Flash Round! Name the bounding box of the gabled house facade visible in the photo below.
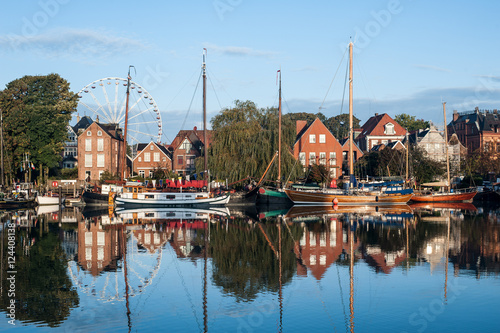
[407,125,466,174]
[448,108,500,153]
[62,115,93,169]
[168,126,211,176]
[339,138,364,176]
[77,122,125,182]
[355,113,406,152]
[293,118,343,179]
[133,141,172,178]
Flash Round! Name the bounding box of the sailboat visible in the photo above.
[254,70,292,205]
[410,103,477,203]
[284,42,413,205]
[116,51,230,206]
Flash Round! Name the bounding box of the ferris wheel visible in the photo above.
[77,77,163,146]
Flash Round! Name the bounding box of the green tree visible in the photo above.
[394,113,430,132]
[0,74,77,182]
[324,113,361,140]
[205,100,303,185]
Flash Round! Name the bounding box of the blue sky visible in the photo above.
[1,0,500,144]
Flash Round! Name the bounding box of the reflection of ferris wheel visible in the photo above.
[77,77,162,145]
[67,232,163,303]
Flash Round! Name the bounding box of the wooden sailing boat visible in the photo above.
[284,42,413,205]
[116,51,230,206]
[410,103,477,203]
[255,70,293,205]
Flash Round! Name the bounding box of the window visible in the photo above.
[319,152,326,165]
[181,139,192,151]
[97,154,105,167]
[85,139,92,151]
[97,130,102,136]
[87,131,91,136]
[309,134,316,143]
[150,145,154,151]
[385,123,395,135]
[154,152,160,162]
[299,152,306,165]
[372,140,378,148]
[144,153,150,162]
[97,138,104,151]
[98,170,104,179]
[138,170,145,177]
[319,134,326,143]
[309,152,316,165]
[138,157,142,162]
[178,156,183,165]
[330,152,337,165]
[85,154,92,167]
[382,140,388,145]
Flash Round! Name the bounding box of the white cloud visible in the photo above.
[203,43,276,58]
[0,28,149,63]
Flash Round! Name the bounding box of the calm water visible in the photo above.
[0,202,499,332]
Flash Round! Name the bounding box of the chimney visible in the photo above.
[96,115,99,123]
[77,114,81,122]
[453,110,459,121]
[296,120,307,136]
[494,109,497,114]
[375,113,379,117]
[193,126,197,132]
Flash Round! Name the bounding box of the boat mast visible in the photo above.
[0,107,4,187]
[203,49,208,180]
[443,102,451,190]
[348,42,354,188]
[278,69,282,186]
[121,65,134,181]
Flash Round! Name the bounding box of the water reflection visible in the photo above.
[0,202,498,331]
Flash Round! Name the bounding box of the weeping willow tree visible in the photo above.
[202,100,304,184]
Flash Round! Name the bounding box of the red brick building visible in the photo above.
[77,122,126,182]
[355,113,406,152]
[132,141,172,178]
[448,108,500,153]
[168,126,211,176]
[293,118,343,179]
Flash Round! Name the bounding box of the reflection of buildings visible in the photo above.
[166,222,207,259]
[77,221,124,276]
[133,225,169,254]
[296,219,354,280]
[363,247,407,274]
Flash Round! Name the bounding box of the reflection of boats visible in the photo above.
[115,206,230,220]
[285,204,413,226]
[36,204,59,215]
[283,43,412,205]
[409,202,477,211]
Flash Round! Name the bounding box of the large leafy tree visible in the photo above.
[0,74,77,182]
[394,113,430,132]
[204,100,304,184]
[324,113,361,140]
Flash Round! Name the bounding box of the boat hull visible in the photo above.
[410,191,476,203]
[82,191,111,206]
[116,193,230,206]
[36,196,62,205]
[284,189,413,205]
[256,187,293,205]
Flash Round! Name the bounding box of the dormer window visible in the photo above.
[384,123,395,135]
[181,139,192,151]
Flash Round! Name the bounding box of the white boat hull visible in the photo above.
[36,196,63,205]
[115,191,230,206]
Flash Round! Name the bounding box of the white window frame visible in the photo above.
[330,152,337,166]
[97,138,104,151]
[85,139,92,151]
[138,170,145,178]
[85,154,92,167]
[319,152,326,165]
[154,152,160,162]
[385,123,395,135]
[309,152,316,165]
[144,152,150,162]
[97,154,105,168]
[319,134,326,143]
[309,134,316,143]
